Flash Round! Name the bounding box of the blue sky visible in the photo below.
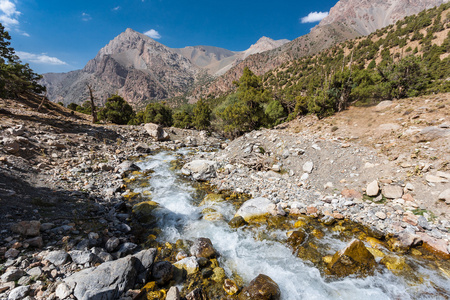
[1,0,338,74]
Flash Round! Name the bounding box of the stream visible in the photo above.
[129,150,450,299]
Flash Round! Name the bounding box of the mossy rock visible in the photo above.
[287,230,307,248]
[199,193,225,206]
[228,216,247,228]
[327,239,376,277]
[212,267,226,283]
[132,201,159,223]
[380,255,411,274]
[223,279,239,295]
[367,247,385,258]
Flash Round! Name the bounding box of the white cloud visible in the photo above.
[16,51,68,65]
[144,29,161,39]
[300,11,329,23]
[112,6,120,11]
[0,0,21,29]
[81,12,91,21]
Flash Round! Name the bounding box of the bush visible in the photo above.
[98,94,134,125]
[143,102,173,126]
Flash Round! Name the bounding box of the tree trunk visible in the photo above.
[87,84,97,123]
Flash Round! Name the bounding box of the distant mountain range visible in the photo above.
[41,31,288,108]
[41,0,447,108]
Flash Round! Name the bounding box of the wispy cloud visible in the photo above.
[300,11,329,23]
[16,51,68,65]
[0,0,28,35]
[144,29,161,39]
[112,6,120,11]
[81,12,91,21]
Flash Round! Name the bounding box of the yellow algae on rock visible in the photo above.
[367,247,385,258]
[199,193,224,206]
[380,255,411,273]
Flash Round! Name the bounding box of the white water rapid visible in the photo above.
[134,151,449,300]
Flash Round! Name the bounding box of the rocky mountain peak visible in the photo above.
[318,0,448,35]
[243,36,290,59]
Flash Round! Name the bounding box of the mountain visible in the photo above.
[42,32,288,108]
[193,0,448,99]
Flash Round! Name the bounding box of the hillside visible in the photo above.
[191,0,448,100]
[260,2,450,116]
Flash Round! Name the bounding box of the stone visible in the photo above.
[320,215,336,226]
[303,161,314,174]
[417,216,431,230]
[5,248,19,259]
[211,267,226,283]
[426,174,448,183]
[300,173,309,181]
[375,100,393,111]
[3,138,20,154]
[366,180,379,197]
[10,221,40,237]
[190,238,217,258]
[388,232,422,252]
[380,255,411,273]
[1,268,25,282]
[416,233,449,255]
[186,288,207,300]
[181,160,217,181]
[7,285,29,300]
[382,185,403,199]
[239,274,281,300]
[26,267,42,278]
[63,250,155,300]
[55,282,73,299]
[287,230,307,248]
[199,193,224,206]
[271,164,281,172]
[151,261,174,285]
[235,197,273,222]
[166,286,180,300]
[69,250,95,265]
[132,249,158,284]
[144,123,169,141]
[223,279,239,296]
[173,257,199,275]
[45,250,70,266]
[328,239,376,277]
[341,189,362,200]
[375,212,387,220]
[105,237,120,252]
[132,201,159,223]
[116,161,140,174]
[439,189,450,204]
[411,126,450,142]
[228,216,247,228]
[24,237,43,248]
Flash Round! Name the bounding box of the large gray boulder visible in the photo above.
[235,197,273,222]
[144,123,169,141]
[63,249,156,300]
[181,160,217,181]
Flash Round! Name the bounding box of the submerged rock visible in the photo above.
[328,239,376,277]
[239,274,281,300]
[228,216,247,228]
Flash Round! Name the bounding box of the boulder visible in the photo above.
[328,239,376,277]
[63,249,156,300]
[3,138,20,154]
[55,282,73,299]
[144,123,169,141]
[374,100,393,111]
[382,185,403,199]
[228,216,247,228]
[287,230,307,248]
[388,232,422,252]
[10,221,40,237]
[116,161,140,174]
[411,126,450,143]
[235,197,273,222]
[181,160,217,181]
[1,268,25,282]
[366,180,379,197]
[438,189,450,204]
[190,238,217,258]
[105,237,120,252]
[239,274,281,300]
[69,250,95,265]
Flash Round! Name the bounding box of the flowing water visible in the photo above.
[131,150,450,299]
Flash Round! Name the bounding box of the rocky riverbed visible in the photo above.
[0,95,449,299]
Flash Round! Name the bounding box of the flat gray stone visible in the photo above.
[438,189,450,204]
[8,285,29,300]
[382,185,403,199]
[235,197,273,222]
[45,250,70,266]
